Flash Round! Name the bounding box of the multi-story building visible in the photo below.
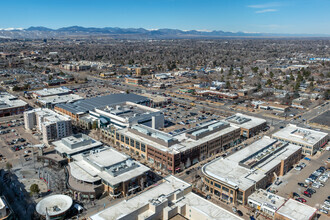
[54,93,150,122]
[114,120,241,173]
[53,133,103,160]
[31,87,72,98]
[36,94,83,109]
[225,113,267,138]
[24,108,72,144]
[125,77,143,85]
[272,124,329,155]
[90,175,243,220]
[0,92,28,117]
[66,147,150,199]
[91,101,164,129]
[202,137,301,205]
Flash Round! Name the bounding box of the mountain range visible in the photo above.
[0,26,329,39]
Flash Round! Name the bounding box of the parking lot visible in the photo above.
[273,150,330,219]
[0,115,41,169]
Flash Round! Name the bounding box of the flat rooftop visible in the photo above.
[202,137,301,191]
[118,121,239,154]
[272,124,329,146]
[53,134,103,156]
[33,87,71,97]
[0,92,27,110]
[37,94,83,105]
[225,113,266,130]
[55,93,150,115]
[96,101,159,119]
[28,108,71,123]
[69,148,149,185]
[248,189,286,212]
[90,176,242,220]
[276,199,317,220]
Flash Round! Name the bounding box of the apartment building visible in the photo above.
[272,124,329,155]
[24,108,72,144]
[202,137,301,205]
[114,120,241,173]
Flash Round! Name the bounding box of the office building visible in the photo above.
[66,147,150,199]
[114,120,241,173]
[90,175,243,220]
[272,124,329,155]
[202,137,301,205]
[0,92,28,117]
[225,113,267,138]
[53,133,103,160]
[24,108,72,144]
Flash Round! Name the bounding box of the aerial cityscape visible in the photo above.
[0,0,329,220]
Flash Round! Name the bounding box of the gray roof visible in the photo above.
[55,93,150,114]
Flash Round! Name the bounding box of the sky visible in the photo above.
[0,0,329,35]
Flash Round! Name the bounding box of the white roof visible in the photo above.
[202,137,301,191]
[225,113,266,130]
[36,194,72,217]
[0,92,27,110]
[69,148,149,185]
[272,124,329,146]
[276,199,317,220]
[248,189,286,211]
[37,94,83,105]
[91,175,242,220]
[33,87,71,97]
[53,138,102,156]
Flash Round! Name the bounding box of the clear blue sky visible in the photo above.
[1,0,329,34]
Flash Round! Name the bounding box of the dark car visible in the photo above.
[307,188,316,194]
[237,210,243,216]
[303,191,311,198]
[298,182,307,188]
[293,192,300,197]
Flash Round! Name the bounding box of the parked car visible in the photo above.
[303,191,312,197]
[312,183,320,189]
[293,192,300,197]
[298,182,308,188]
[321,205,330,211]
[297,198,307,203]
[325,200,330,206]
[300,162,306,168]
[319,209,328,214]
[306,188,316,194]
[319,176,328,183]
[294,166,302,171]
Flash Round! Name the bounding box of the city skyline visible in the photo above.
[0,0,330,35]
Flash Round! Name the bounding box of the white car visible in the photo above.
[294,166,302,171]
[321,205,330,211]
[300,163,307,168]
[325,201,330,206]
[313,171,322,176]
[319,209,328,214]
[319,176,328,183]
[312,183,320,188]
[305,178,314,184]
[314,181,325,187]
